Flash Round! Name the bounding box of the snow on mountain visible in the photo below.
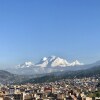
[35,57,48,67]
[35,56,83,68]
[10,56,85,75]
[35,56,56,67]
[16,56,83,69]
[16,61,34,68]
[42,57,48,61]
[50,57,69,67]
[70,60,84,66]
[48,56,56,62]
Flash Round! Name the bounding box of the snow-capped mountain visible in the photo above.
[16,61,34,68]
[6,56,100,75]
[10,56,85,75]
[35,57,48,67]
[69,60,84,66]
[17,56,83,68]
[50,57,69,67]
[35,56,83,67]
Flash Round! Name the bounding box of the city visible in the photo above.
[0,76,100,100]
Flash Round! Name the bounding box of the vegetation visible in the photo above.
[22,65,100,84]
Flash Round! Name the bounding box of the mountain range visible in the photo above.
[1,55,100,84]
[16,56,83,68]
[7,56,84,75]
[6,56,100,75]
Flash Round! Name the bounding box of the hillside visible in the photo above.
[23,65,100,84]
[1,65,100,84]
[0,70,33,84]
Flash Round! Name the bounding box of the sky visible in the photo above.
[0,0,100,68]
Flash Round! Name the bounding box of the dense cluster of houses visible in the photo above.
[0,77,100,100]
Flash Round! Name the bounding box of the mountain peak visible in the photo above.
[70,60,84,66]
[24,61,33,66]
[42,57,48,61]
[50,57,69,67]
[48,56,56,62]
[16,61,34,68]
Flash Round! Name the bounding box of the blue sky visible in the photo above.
[0,0,100,68]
